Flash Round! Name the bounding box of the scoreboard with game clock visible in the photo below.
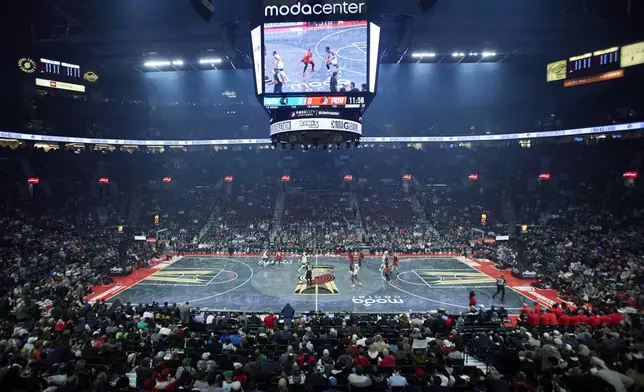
[18,56,100,94]
[251,0,379,147]
[546,41,644,87]
[263,94,367,109]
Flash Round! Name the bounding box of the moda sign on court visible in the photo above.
[263,0,368,22]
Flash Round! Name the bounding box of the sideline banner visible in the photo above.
[1,121,642,147]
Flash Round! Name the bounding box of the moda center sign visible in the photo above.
[263,0,368,22]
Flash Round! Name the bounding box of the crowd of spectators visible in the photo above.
[0,137,643,390]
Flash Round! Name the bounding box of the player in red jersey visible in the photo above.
[358,250,364,267]
[392,253,399,276]
[301,49,316,77]
[349,252,354,267]
[274,251,282,266]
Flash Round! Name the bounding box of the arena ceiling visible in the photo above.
[14,0,644,69]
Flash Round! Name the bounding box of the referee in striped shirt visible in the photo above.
[492,274,506,301]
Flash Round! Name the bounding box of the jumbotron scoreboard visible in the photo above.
[546,41,644,87]
[252,0,379,147]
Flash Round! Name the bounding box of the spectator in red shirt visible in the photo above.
[520,303,531,315]
[527,311,540,326]
[379,348,396,367]
[296,348,316,370]
[599,312,612,325]
[551,304,563,318]
[568,313,580,326]
[588,313,601,326]
[264,312,277,329]
[576,312,589,325]
[539,310,550,326]
[353,352,370,368]
[609,310,623,325]
[558,312,570,326]
[547,310,558,325]
[533,302,542,315]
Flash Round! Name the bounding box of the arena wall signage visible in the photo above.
[269,118,363,136]
[83,71,99,83]
[263,0,368,22]
[0,121,642,147]
[18,57,36,73]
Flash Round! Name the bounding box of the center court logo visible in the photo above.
[265,2,366,17]
[352,295,403,307]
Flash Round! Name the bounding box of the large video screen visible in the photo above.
[263,21,368,94]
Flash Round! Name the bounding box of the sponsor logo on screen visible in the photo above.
[299,120,320,129]
[36,78,86,93]
[621,41,644,68]
[546,60,567,82]
[318,110,341,117]
[270,121,292,134]
[18,57,36,73]
[83,71,99,83]
[330,120,360,132]
[265,1,366,17]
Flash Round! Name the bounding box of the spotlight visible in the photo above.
[199,58,223,64]
[451,52,459,57]
[482,52,496,57]
[171,60,184,66]
[143,60,171,67]
[411,52,436,58]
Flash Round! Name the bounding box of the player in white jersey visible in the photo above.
[260,250,270,266]
[325,46,341,75]
[298,253,310,272]
[273,51,285,70]
[272,51,289,84]
[349,261,362,288]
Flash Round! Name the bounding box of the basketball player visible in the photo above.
[273,50,285,72]
[260,250,270,267]
[298,253,310,272]
[350,260,362,288]
[273,250,282,266]
[348,252,355,267]
[325,46,340,75]
[392,253,399,276]
[305,261,313,286]
[358,250,364,267]
[301,48,316,77]
[380,260,391,282]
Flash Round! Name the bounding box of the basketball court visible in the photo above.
[105,256,537,314]
[264,22,367,93]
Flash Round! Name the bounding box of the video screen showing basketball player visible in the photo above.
[263,21,367,93]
